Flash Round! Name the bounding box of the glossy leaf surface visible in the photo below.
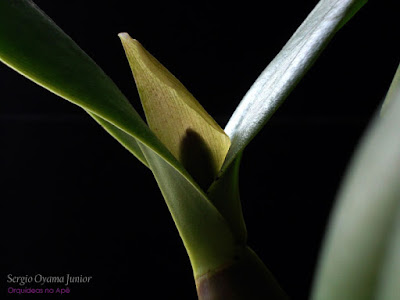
[223,0,367,172]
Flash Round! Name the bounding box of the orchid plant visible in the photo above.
[2,0,400,299]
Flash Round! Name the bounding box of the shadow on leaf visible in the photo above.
[180,128,215,191]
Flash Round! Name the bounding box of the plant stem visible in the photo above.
[196,246,288,300]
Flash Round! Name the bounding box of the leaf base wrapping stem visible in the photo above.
[196,246,288,300]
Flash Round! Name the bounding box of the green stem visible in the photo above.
[196,246,288,300]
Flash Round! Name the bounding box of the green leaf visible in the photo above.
[117,35,248,250]
[119,33,231,190]
[139,143,239,278]
[0,0,178,175]
[207,153,247,245]
[222,0,367,173]
[206,0,367,256]
[0,0,240,279]
[381,65,400,115]
[375,208,400,300]
[118,34,245,276]
[311,63,400,300]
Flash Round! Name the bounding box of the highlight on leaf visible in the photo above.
[118,33,230,190]
[2,0,383,299]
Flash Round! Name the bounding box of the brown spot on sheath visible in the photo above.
[196,247,289,300]
[180,128,215,191]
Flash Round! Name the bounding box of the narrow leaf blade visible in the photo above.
[0,0,183,176]
[223,0,367,172]
[0,0,241,279]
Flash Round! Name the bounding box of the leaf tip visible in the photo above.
[118,32,131,41]
[118,32,142,48]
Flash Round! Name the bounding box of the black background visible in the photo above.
[1,0,399,299]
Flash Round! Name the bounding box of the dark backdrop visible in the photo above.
[1,0,399,299]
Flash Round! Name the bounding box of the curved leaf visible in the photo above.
[311,63,400,300]
[222,0,367,173]
[0,0,242,278]
[0,0,181,178]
